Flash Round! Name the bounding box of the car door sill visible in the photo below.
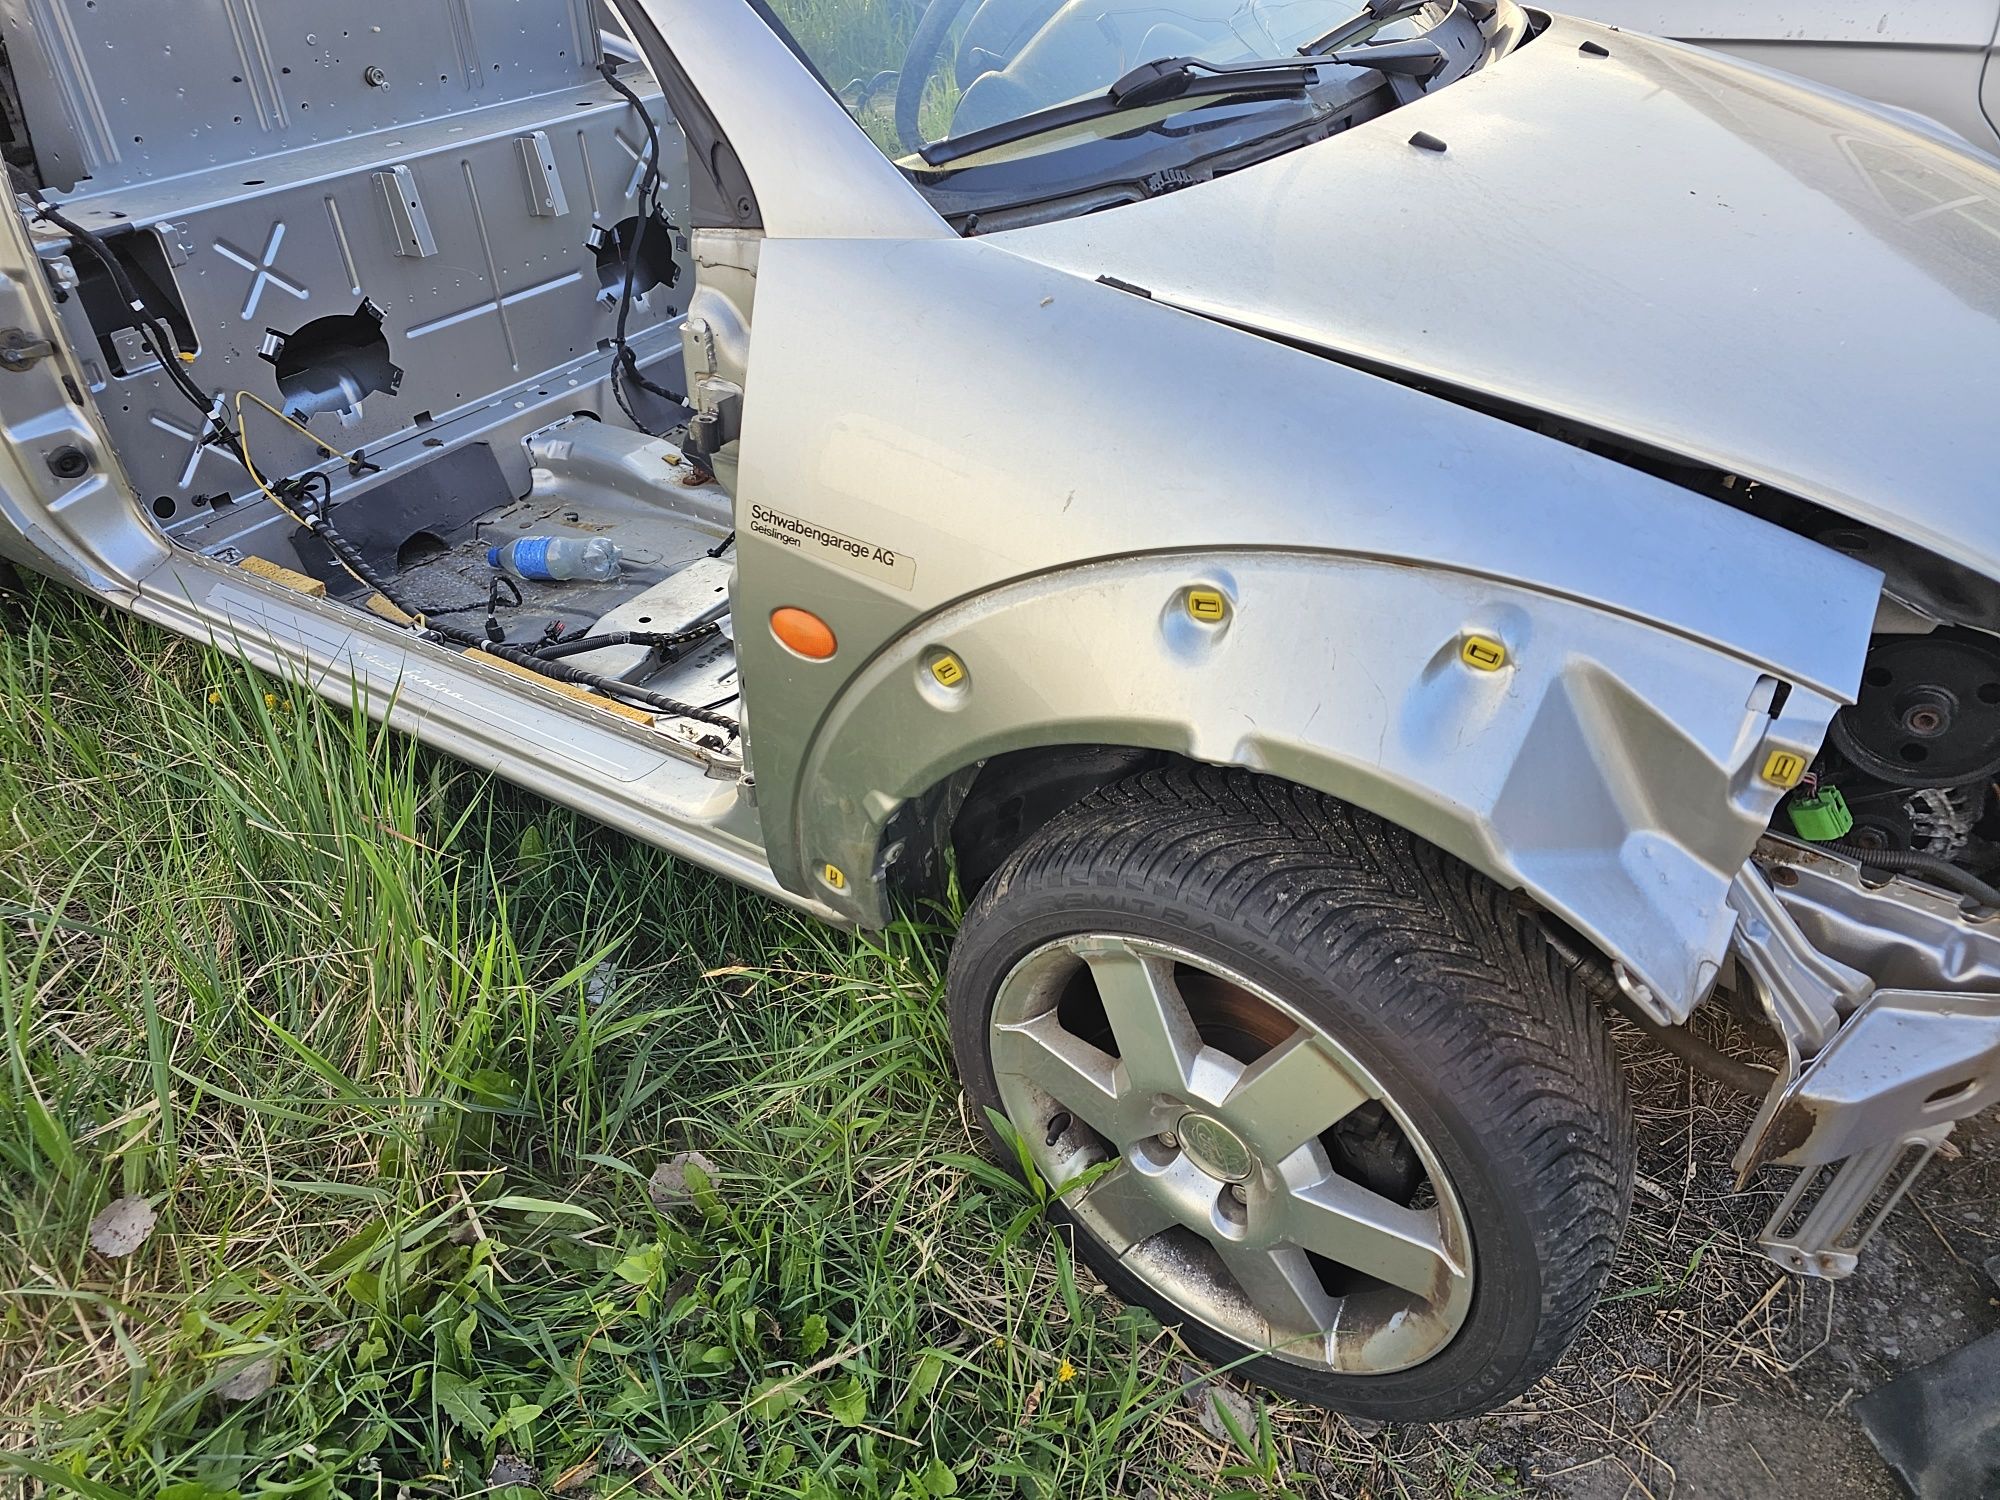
[128,551,839,923]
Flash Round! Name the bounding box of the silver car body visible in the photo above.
[0,0,1994,1276]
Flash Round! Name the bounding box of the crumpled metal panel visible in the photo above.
[792,550,1847,1019]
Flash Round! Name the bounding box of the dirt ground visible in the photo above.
[1515,1017,2000,1500]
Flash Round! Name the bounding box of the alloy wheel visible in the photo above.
[989,934,1475,1373]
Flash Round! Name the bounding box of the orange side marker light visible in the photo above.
[771,607,837,660]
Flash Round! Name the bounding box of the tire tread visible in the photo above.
[955,765,1632,1416]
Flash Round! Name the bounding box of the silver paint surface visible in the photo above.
[994,18,2000,586]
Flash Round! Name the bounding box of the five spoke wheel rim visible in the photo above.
[989,934,1475,1374]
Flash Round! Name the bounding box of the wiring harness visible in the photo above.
[275,471,740,737]
[596,58,688,436]
[9,166,739,739]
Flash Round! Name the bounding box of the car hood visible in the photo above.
[992,15,2000,586]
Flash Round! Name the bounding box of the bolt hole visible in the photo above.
[1900,743,1930,763]
[1925,1077,1979,1107]
[1981,683,2000,705]
[150,495,177,520]
[1864,666,1893,688]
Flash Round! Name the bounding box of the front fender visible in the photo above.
[795,550,1855,1019]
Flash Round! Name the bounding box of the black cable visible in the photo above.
[1824,841,2000,911]
[287,482,738,736]
[596,59,686,432]
[8,165,248,463]
[418,571,524,643]
[530,621,720,661]
[1539,918,1777,1097]
[10,169,731,738]
[423,574,524,620]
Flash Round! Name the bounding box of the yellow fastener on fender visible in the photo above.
[1187,589,1227,623]
[930,653,967,688]
[1460,635,1507,671]
[1761,750,1807,789]
[822,863,847,890]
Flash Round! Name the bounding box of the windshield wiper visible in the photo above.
[1299,0,1432,57]
[918,57,1315,168]
[918,43,1446,169]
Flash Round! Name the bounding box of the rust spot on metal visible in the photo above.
[1766,1098,1817,1162]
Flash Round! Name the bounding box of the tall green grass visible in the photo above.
[1,583,1407,1498]
[0,564,1960,1497]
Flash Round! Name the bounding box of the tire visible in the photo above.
[946,765,1631,1421]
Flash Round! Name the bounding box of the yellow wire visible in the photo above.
[234,389,368,465]
[229,391,380,599]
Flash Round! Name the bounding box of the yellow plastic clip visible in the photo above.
[930,653,967,688]
[1460,635,1508,672]
[1761,750,1807,789]
[821,863,847,891]
[1186,589,1227,624]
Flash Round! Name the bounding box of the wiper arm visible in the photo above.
[1104,54,1317,109]
[919,44,1445,168]
[1299,0,1431,56]
[919,56,1318,168]
[1107,41,1448,105]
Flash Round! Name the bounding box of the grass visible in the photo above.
[0,581,1403,1499]
[6,579,1991,1500]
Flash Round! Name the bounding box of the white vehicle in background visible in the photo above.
[1580,1,2000,154]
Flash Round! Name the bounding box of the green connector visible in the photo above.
[1787,786,1853,843]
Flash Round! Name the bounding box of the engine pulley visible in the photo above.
[1831,631,2000,790]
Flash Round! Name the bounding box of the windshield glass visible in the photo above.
[757,0,1441,164]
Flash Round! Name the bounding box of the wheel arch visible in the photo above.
[787,549,1854,1021]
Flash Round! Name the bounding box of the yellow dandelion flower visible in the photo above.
[992,1335,1008,1349]
[1056,1358,1076,1383]
[207,690,223,705]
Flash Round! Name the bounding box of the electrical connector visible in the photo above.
[1787,786,1854,843]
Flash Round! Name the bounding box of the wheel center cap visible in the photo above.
[1177,1111,1254,1182]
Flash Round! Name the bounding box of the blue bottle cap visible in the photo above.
[487,545,502,567]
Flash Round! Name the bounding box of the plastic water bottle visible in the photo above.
[487,536,622,582]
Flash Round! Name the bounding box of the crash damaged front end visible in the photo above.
[1724,843,2000,1277]
[982,11,2000,1283]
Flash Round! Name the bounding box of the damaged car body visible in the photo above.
[0,0,1997,1418]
